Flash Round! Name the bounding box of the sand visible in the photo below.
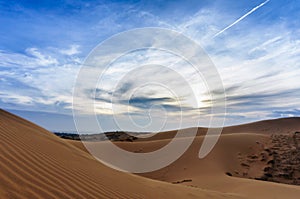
[0,109,244,198]
[1,109,300,198]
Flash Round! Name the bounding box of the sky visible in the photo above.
[1,0,300,133]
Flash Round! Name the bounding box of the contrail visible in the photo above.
[214,0,270,37]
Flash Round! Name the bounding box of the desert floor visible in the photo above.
[1,109,300,198]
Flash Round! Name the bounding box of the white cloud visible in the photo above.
[60,45,80,56]
[0,93,33,105]
[26,48,58,66]
[0,46,82,113]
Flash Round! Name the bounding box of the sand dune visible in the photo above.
[1,109,300,198]
[77,133,300,199]
[71,118,300,199]
[139,134,300,198]
[135,117,300,142]
[0,109,245,199]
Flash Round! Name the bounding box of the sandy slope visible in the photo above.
[73,118,300,199]
[138,134,300,199]
[76,134,300,199]
[0,109,246,199]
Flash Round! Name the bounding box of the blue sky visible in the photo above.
[1,0,300,133]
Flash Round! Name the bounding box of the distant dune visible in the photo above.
[134,117,300,142]
[1,109,300,198]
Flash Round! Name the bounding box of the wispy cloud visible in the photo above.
[60,45,80,56]
[214,0,270,37]
[0,46,81,114]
